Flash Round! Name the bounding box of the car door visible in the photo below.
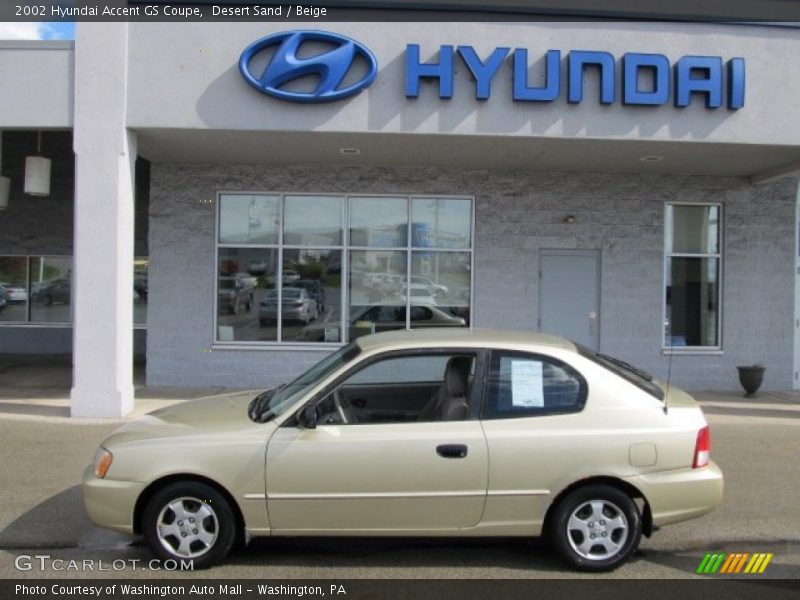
[479,349,590,530]
[265,350,489,533]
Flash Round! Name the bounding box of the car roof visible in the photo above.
[354,328,577,353]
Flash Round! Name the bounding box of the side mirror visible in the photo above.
[298,404,317,429]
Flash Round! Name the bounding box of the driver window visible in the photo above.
[314,353,475,425]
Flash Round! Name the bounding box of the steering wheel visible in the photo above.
[332,389,350,424]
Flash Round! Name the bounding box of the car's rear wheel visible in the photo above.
[550,484,641,571]
[142,481,236,569]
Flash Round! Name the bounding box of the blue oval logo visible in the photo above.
[239,30,378,104]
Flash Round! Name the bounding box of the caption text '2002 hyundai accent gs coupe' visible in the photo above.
[84,329,722,571]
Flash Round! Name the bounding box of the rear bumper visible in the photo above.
[625,461,724,527]
[83,465,146,534]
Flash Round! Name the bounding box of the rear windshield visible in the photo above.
[577,345,664,401]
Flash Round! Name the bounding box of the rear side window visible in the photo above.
[483,351,587,419]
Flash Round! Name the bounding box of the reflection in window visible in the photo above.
[349,196,407,247]
[0,256,28,323]
[282,249,341,342]
[219,194,280,245]
[347,250,406,341]
[410,251,471,327]
[216,194,472,345]
[411,197,472,249]
[218,248,278,342]
[134,258,148,327]
[664,204,721,348]
[29,257,73,324]
[283,195,343,246]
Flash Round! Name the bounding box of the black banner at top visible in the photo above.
[4,0,800,22]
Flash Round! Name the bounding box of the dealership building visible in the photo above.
[0,17,799,417]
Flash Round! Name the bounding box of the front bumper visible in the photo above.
[83,465,146,534]
[625,461,724,527]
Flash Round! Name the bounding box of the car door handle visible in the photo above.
[436,444,468,459]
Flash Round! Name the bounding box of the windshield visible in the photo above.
[576,345,664,401]
[248,343,361,422]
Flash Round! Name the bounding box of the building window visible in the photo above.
[664,203,721,349]
[134,257,149,327]
[0,255,147,327]
[215,194,473,345]
[0,255,73,325]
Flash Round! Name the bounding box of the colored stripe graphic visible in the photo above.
[699,553,726,573]
[733,553,749,573]
[698,552,773,574]
[719,553,736,573]
[745,553,774,574]
[696,553,713,573]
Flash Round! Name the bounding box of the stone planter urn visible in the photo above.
[736,364,766,398]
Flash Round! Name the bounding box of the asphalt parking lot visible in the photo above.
[0,392,798,580]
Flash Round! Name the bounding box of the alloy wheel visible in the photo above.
[155,496,219,559]
[566,499,629,561]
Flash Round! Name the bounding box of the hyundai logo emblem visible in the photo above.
[239,30,379,103]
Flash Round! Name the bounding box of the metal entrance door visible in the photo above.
[538,249,600,350]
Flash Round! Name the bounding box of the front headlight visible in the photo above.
[93,447,113,479]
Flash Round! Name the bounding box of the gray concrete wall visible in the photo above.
[0,328,146,356]
[0,42,73,128]
[126,22,800,146]
[148,164,796,390]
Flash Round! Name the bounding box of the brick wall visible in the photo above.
[148,164,797,390]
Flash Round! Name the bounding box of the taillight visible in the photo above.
[693,426,711,468]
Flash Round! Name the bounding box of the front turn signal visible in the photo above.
[94,448,113,478]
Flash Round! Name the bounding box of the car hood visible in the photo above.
[103,391,272,446]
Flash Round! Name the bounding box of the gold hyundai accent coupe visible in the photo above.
[84,329,723,571]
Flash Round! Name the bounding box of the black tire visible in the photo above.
[549,484,641,572]
[42,295,52,307]
[142,481,237,569]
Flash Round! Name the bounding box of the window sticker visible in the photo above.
[511,360,544,408]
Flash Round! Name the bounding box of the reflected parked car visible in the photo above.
[404,276,449,297]
[265,270,303,287]
[402,283,437,306]
[33,278,71,306]
[234,272,258,291]
[293,279,326,312]
[84,329,722,571]
[247,260,270,275]
[259,288,319,326]
[0,282,28,303]
[282,270,301,285]
[296,303,465,342]
[218,277,254,315]
[0,286,6,312]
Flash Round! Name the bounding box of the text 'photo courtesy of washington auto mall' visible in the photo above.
[0,0,799,596]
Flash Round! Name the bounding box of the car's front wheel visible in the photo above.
[550,484,641,571]
[142,481,236,569]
